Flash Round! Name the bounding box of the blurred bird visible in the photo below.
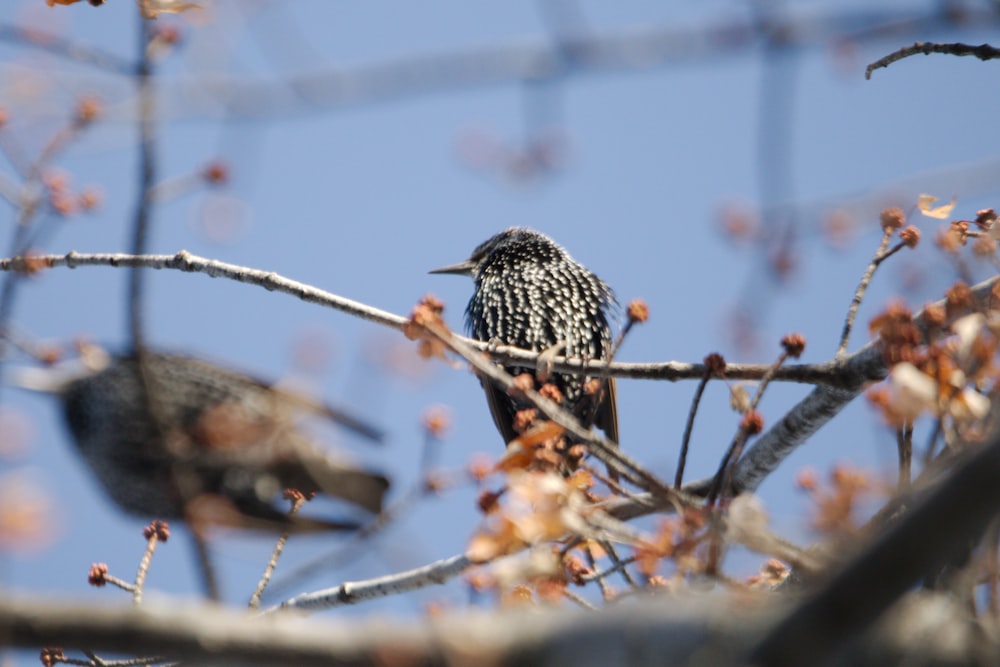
[430,227,619,447]
[14,348,389,532]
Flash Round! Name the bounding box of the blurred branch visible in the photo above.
[749,424,1000,666]
[4,6,996,121]
[0,250,885,388]
[0,589,992,666]
[160,6,996,119]
[127,18,156,350]
[0,23,136,75]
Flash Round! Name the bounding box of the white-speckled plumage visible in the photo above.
[434,228,620,445]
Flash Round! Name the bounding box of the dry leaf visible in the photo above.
[917,194,957,220]
[729,383,752,412]
[138,0,202,19]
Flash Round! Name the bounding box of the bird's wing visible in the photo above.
[269,385,384,443]
[596,377,619,445]
[482,377,520,446]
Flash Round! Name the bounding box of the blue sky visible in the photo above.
[2,0,1000,644]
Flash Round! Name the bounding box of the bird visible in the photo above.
[430,227,619,451]
[15,349,389,532]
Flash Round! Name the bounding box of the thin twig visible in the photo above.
[0,105,99,397]
[561,588,598,610]
[599,540,638,589]
[837,227,893,357]
[272,553,473,613]
[707,346,793,503]
[134,522,168,607]
[588,465,658,508]
[580,555,638,585]
[99,572,137,596]
[0,23,136,74]
[583,544,612,601]
[676,373,710,488]
[866,41,1000,80]
[82,650,108,667]
[81,653,166,667]
[265,465,469,601]
[248,494,306,611]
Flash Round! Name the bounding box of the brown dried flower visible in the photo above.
[780,333,806,358]
[627,299,649,323]
[899,226,921,249]
[741,410,764,435]
[704,352,727,377]
[143,520,170,542]
[422,406,451,438]
[880,207,905,232]
[87,562,108,586]
[975,208,997,229]
[945,281,973,318]
[40,648,66,667]
[74,95,102,125]
[973,235,997,257]
[203,160,230,185]
[922,303,946,328]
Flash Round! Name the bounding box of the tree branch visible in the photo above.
[0,589,991,666]
[0,250,887,387]
[867,41,1000,79]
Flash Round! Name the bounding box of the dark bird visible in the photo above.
[430,227,619,448]
[16,349,389,532]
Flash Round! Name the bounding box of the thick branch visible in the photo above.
[0,590,991,666]
[750,424,1000,666]
[690,274,1000,497]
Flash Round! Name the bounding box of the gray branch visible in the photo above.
[0,589,992,666]
[0,250,859,386]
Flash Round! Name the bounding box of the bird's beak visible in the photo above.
[428,260,476,276]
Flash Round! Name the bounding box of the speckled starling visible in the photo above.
[20,350,389,532]
[430,227,619,446]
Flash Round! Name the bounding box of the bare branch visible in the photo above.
[867,41,1000,79]
[273,553,472,614]
[837,227,894,357]
[749,426,1000,666]
[0,23,136,75]
[0,250,878,388]
[694,274,1000,497]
